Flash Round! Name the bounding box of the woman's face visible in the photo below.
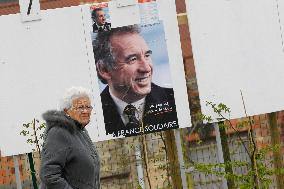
[66,96,92,127]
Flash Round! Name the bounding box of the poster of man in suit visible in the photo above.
[90,3,111,33]
[92,1,179,137]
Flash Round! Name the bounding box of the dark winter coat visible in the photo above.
[39,110,100,189]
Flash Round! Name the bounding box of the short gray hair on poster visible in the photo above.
[93,24,141,84]
[59,86,92,111]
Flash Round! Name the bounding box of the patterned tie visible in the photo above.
[98,26,103,32]
[123,104,140,130]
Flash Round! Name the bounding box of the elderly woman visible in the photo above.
[40,87,100,189]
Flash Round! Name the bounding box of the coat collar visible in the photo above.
[42,110,78,134]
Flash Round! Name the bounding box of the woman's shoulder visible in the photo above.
[47,126,73,138]
[43,127,73,148]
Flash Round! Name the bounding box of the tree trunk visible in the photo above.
[268,112,284,189]
[219,123,236,189]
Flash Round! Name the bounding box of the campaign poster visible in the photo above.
[91,1,179,137]
[90,2,111,40]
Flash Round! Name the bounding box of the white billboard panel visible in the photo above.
[0,6,103,156]
[186,0,284,119]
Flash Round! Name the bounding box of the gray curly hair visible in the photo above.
[59,86,92,111]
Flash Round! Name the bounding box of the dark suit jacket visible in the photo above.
[93,22,111,33]
[100,83,179,137]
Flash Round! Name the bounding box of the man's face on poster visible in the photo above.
[107,33,153,103]
[95,10,106,26]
